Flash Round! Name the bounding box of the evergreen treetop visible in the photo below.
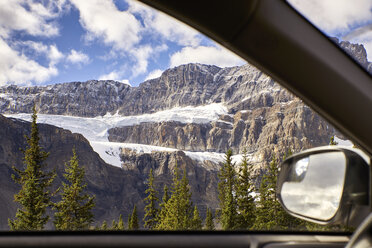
[111,220,118,230]
[156,165,193,230]
[218,149,237,230]
[191,206,203,230]
[117,214,125,230]
[53,148,95,230]
[101,220,108,230]
[9,106,55,230]
[128,205,139,230]
[253,154,302,230]
[235,149,256,230]
[143,169,159,230]
[204,208,214,230]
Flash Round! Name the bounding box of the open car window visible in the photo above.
[0,0,369,234]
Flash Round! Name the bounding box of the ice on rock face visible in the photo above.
[5,103,229,168]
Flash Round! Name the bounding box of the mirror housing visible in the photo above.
[277,146,370,227]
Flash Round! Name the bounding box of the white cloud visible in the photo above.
[145,69,163,81]
[288,0,372,35]
[0,38,58,86]
[67,49,90,65]
[0,0,68,38]
[98,71,131,86]
[70,0,142,51]
[48,45,64,65]
[170,46,245,68]
[15,41,64,65]
[128,0,201,47]
[130,44,167,77]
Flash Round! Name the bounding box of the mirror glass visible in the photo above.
[280,151,346,220]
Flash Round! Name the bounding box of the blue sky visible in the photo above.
[0,0,371,87]
[0,0,244,87]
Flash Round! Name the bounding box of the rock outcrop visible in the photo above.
[109,98,341,165]
[0,80,131,117]
[0,115,219,229]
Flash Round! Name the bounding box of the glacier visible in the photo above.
[4,103,237,169]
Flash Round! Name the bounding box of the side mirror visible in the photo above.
[277,146,370,226]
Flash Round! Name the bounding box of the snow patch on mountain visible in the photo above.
[90,141,246,171]
[5,103,227,142]
[5,103,228,168]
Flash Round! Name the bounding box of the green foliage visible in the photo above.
[235,149,256,230]
[128,205,139,230]
[204,208,214,230]
[111,220,118,230]
[8,106,55,230]
[156,165,193,230]
[156,185,169,228]
[53,148,95,230]
[143,169,159,230]
[218,149,237,230]
[101,220,108,230]
[191,206,203,230]
[329,136,338,145]
[117,214,125,230]
[253,154,302,230]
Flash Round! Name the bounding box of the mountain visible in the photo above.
[0,115,218,229]
[0,80,130,117]
[0,39,367,229]
[0,62,339,165]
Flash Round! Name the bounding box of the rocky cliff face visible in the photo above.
[0,64,289,117]
[332,37,372,73]
[0,115,219,229]
[0,80,131,117]
[119,149,219,212]
[108,98,340,165]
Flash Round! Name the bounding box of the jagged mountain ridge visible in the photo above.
[1,39,368,166]
[0,63,289,117]
[0,38,368,118]
[0,80,131,117]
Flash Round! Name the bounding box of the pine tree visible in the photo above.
[218,149,237,230]
[253,154,301,230]
[191,206,203,230]
[101,220,108,230]
[204,208,214,230]
[117,214,125,230]
[329,136,338,145]
[179,168,193,229]
[235,149,256,230]
[127,214,131,229]
[8,106,55,230]
[143,169,159,230]
[156,185,169,229]
[156,166,193,230]
[53,148,95,230]
[128,205,139,230]
[111,220,118,230]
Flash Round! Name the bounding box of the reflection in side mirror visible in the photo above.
[277,146,370,226]
[281,152,346,221]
